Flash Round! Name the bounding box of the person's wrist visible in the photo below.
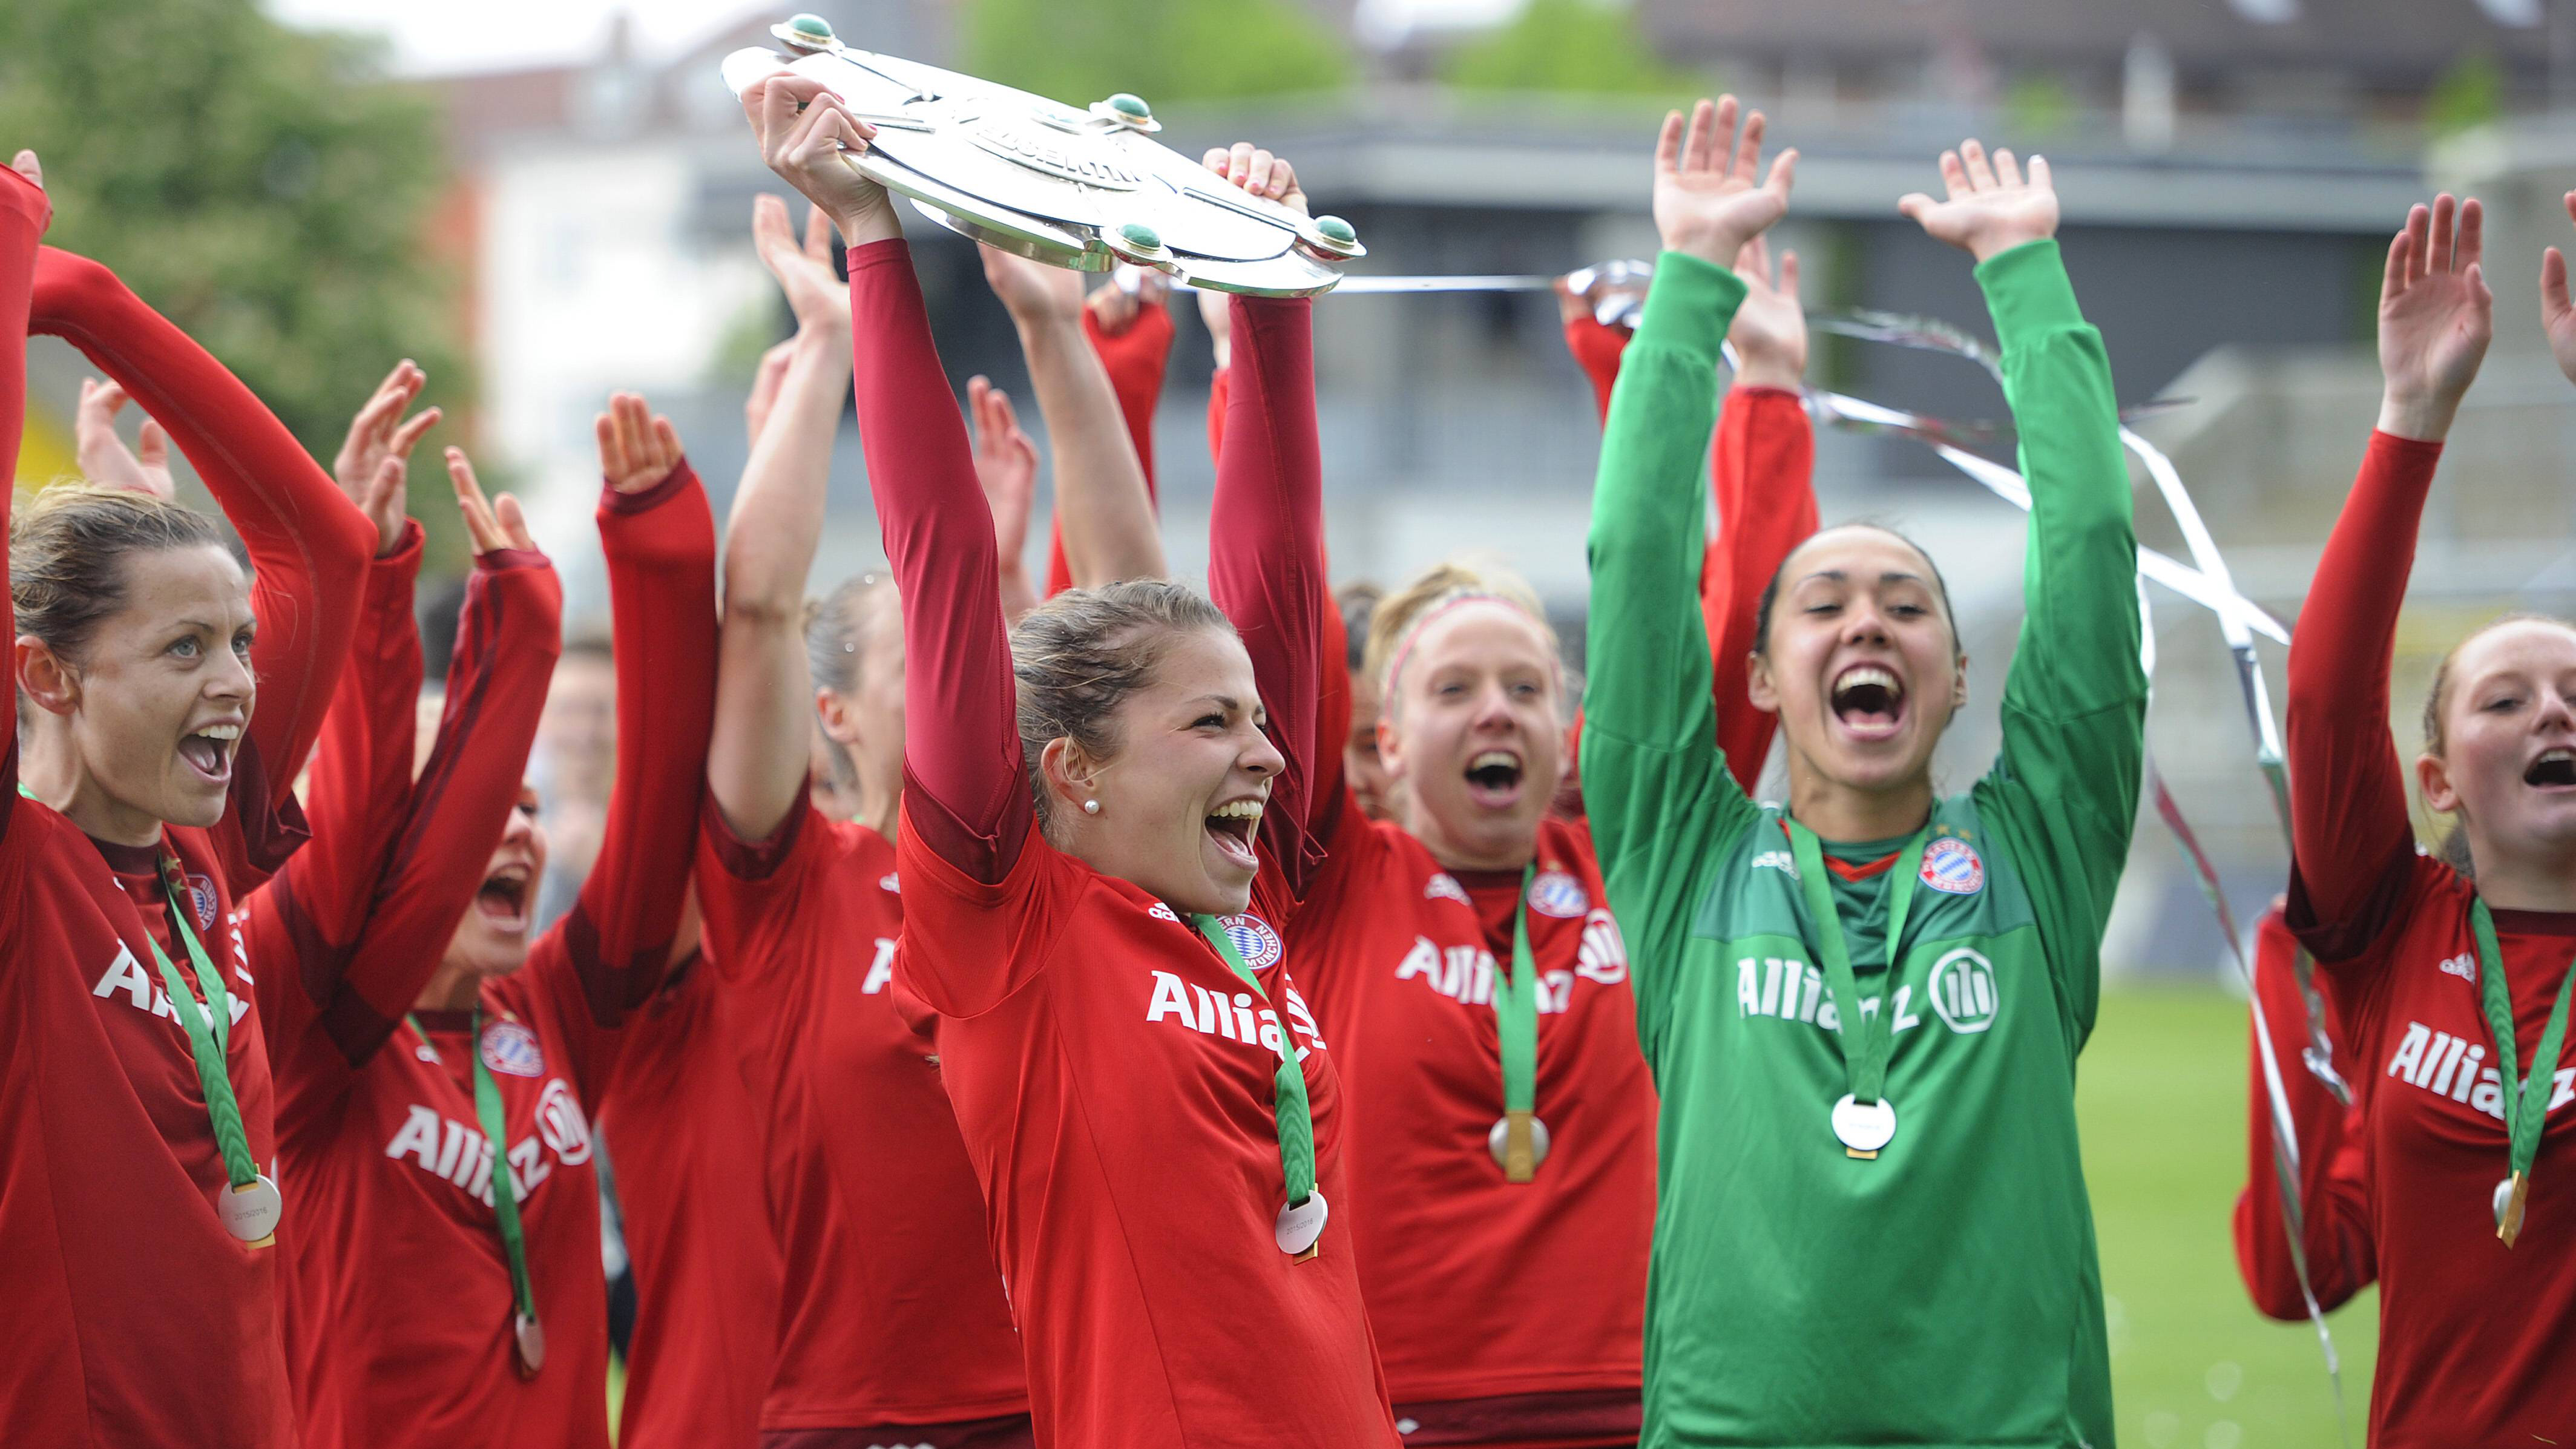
[1662,228,1743,271]
[2376,389,2459,443]
[1968,228,2051,265]
[1733,355,1803,392]
[832,192,903,249]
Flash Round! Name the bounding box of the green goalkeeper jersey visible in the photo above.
[1581,242,2146,1449]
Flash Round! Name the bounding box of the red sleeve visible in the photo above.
[1205,295,1329,896]
[2284,431,2447,962]
[249,547,563,1075]
[26,245,378,886]
[269,523,427,951]
[694,791,823,993]
[848,240,1031,883]
[2232,906,2375,1318]
[0,171,52,848]
[1703,386,1816,793]
[1043,303,1174,597]
[1205,364,1230,468]
[1565,315,1631,422]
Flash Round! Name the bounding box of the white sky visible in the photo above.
[262,0,772,75]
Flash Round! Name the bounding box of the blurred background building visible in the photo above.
[12,0,2572,979]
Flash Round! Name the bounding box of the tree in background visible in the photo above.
[0,0,462,499]
[1442,0,1692,97]
[966,0,1352,107]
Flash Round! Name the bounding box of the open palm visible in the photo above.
[1653,97,1795,268]
[2377,194,2491,437]
[2540,190,2576,387]
[1899,140,2057,262]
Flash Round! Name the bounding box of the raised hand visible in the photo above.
[596,392,685,495]
[333,360,441,556]
[744,338,798,448]
[2541,191,2576,389]
[2376,194,2491,443]
[970,375,1039,620]
[754,192,850,335]
[9,149,39,190]
[1729,235,1806,391]
[1898,140,2057,262]
[444,445,537,557]
[741,72,901,247]
[1653,97,1796,269]
[74,378,176,501]
[1088,266,1171,336]
[1202,142,1307,217]
[981,242,1085,329]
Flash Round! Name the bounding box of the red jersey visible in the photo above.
[2,210,378,1449]
[602,943,781,1449]
[849,236,1397,1448]
[2286,429,2576,1446]
[686,797,1030,1436]
[2230,904,2372,1320]
[254,467,717,1449]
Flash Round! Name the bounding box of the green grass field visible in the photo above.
[2082,985,2374,1449]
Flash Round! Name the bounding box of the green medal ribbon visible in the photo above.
[2468,899,2576,1246]
[145,858,264,1201]
[411,1008,544,1371]
[1491,863,1543,1183]
[1785,818,1929,1157]
[1191,915,1318,1211]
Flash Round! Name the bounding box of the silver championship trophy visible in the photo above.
[721,15,1365,297]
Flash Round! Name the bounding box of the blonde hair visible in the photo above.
[1363,559,1561,717]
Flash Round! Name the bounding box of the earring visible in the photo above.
[1082,798,1100,815]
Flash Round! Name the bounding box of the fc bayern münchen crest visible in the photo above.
[1526,869,1589,919]
[1919,837,1984,896]
[187,874,220,930]
[480,1020,547,1077]
[720,15,1364,297]
[1217,912,1284,970]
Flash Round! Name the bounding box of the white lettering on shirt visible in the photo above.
[1142,969,1324,1059]
[2386,1017,2576,1120]
[860,936,897,994]
[383,1085,586,1206]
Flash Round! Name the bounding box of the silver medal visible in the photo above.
[218,1172,284,1244]
[2496,1176,2517,1228]
[1487,1114,1552,1171]
[720,16,1363,297]
[1273,1191,1329,1257]
[513,1312,546,1378]
[1830,1094,1898,1155]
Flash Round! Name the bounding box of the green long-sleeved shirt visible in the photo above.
[1582,242,2146,1449]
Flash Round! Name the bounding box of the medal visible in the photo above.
[513,1312,547,1378]
[2467,901,2576,1247]
[1786,820,1930,1161]
[1273,1191,1329,1259]
[1191,916,1326,1259]
[1488,863,1549,1183]
[219,1174,285,1246]
[137,847,283,1247]
[1831,1095,1899,1157]
[1488,1112,1552,1175]
[720,16,1362,297]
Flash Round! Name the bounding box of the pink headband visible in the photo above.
[1381,590,1557,700]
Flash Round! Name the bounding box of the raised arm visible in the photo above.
[981,244,1166,585]
[1197,143,1329,887]
[251,462,559,1076]
[2285,196,2488,952]
[27,245,378,869]
[1043,280,1175,594]
[556,396,720,1020]
[708,195,853,844]
[0,156,52,844]
[1582,100,1783,876]
[746,72,1031,881]
[1705,237,1818,793]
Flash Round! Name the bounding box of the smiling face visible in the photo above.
[1749,525,1966,799]
[1045,625,1283,917]
[439,780,549,980]
[2418,618,2576,868]
[1380,600,1563,870]
[18,542,257,838]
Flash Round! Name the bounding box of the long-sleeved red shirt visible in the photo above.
[1,211,379,1448]
[852,237,1398,1449]
[2285,428,2576,1446]
[251,467,714,1449]
[2230,902,2373,1321]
